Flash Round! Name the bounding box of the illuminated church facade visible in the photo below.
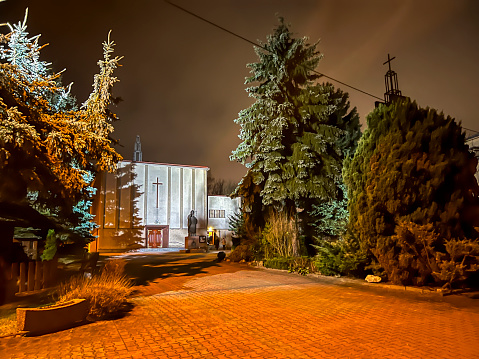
[89,136,240,252]
[90,160,209,251]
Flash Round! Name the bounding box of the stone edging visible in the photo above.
[16,298,89,336]
[251,263,449,297]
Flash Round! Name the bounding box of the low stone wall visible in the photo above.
[17,298,89,336]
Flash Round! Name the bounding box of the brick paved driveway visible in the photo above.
[1,252,478,358]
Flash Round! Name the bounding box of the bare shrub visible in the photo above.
[261,211,299,258]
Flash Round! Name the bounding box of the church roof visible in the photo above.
[122,159,209,170]
[466,133,479,141]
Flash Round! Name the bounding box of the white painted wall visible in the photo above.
[207,196,241,248]
[93,161,209,251]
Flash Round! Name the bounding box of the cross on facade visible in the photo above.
[152,177,163,208]
[383,53,396,72]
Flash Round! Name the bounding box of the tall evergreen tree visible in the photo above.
[0,12,123,255]
[344,98,479,287]
[309,84,361,240]
[230,19,360,252]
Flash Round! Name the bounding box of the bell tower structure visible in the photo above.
[133,135,142,162]
[383,53,402,104]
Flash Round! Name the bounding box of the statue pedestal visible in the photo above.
[185,236,200,250]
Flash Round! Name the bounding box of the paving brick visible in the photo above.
[1,252,478,358]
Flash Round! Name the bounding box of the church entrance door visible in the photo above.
[148,229,162,248]
[145,226,169,248]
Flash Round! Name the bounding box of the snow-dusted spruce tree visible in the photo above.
[0,11,122,257]
[230,18,360,254]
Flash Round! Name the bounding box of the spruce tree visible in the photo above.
[344,98,479,287]
[309,84,361,239]
[0,12,123,254]
[231,19,359,250]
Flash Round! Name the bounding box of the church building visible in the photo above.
[90,136,209,252]
[89,136,241,252]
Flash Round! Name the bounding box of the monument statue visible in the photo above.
[187,210,197,236]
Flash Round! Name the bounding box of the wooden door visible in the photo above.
[148,229,162,248]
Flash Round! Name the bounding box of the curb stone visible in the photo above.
[252,264,449,297]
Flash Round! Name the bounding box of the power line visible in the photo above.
[164,0,383,101]
[165,1,479,134]
[313,71,383,101]
[164,0,260,49]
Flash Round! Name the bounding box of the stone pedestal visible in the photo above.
[185,236,200,249]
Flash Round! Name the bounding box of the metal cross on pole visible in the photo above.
[383,53,396,72]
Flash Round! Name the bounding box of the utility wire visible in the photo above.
[164,0,383,101]
[165,0,260,49]
[313,72,383,101]
[165,1,479,133]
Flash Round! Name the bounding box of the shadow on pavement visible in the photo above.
[108,252,254,297]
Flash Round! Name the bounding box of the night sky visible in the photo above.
[1,0,478,183]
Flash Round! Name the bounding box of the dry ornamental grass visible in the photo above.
[56,258,133,320]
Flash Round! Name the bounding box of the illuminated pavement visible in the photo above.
[1,252,478,358]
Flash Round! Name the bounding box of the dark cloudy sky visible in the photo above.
[1,0,478,183]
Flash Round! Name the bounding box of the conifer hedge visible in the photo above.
[344,99,479,287]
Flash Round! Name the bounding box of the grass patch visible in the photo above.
[0,297,55,337]
[0,311,17,337]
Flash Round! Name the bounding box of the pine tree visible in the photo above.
[230,19,358,250]
[0,11,123,255]
[344,98,479,286]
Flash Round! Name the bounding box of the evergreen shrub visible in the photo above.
[41,229,57,261]
[344,99,479,287]
[263,257,291,270]
[312,234,368,277]
[263,256,315,275]
[288,256,315,275]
